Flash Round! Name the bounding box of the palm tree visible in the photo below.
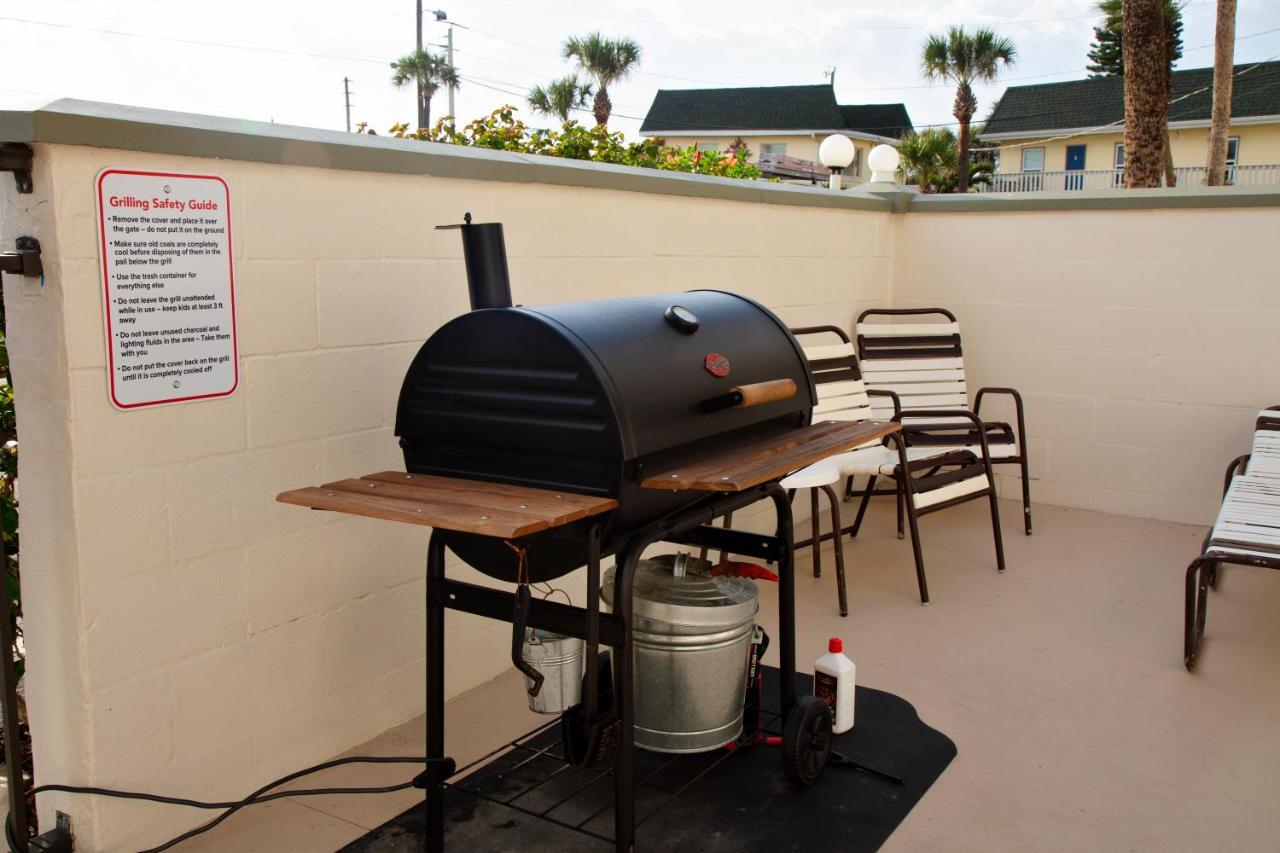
[897,128,993,193]
[1205,0,1237,185]
[528,75,594,123]
[922,27,1016,192]
[562,33,642,127]
[1089,0,1185,185]
[391,48,459,130]
[1121,0,1168,187]
[897,129,959,193]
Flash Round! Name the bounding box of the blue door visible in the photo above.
[1065,145,1087,190]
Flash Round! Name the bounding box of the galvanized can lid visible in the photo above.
[602,554,758,628]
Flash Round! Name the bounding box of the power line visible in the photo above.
[464,0,1215,33]
[6,7,1280,137]
[0,14,394,64]
[5,11,1278,98]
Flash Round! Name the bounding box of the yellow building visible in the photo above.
[640,84,912,184]
[983,61,1280,191]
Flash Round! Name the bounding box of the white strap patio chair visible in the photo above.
[854,308,1033,536]
[1184,407,1280,670]
[785,326,1006,611]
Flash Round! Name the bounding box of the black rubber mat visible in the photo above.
[342,668,956,853]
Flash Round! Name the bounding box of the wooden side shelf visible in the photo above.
[277,471,617,538]
[641,420,901,492]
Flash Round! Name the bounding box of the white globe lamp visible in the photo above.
[818,134,856,190]
[868,143,902,185]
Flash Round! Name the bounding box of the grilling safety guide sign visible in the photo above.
[96,169,238,409]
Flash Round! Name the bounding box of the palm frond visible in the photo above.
[528,75,593,121]
[922,34,951,80]
[389,48,460,91]
[920,26,1015,85]
[563,32,642,88]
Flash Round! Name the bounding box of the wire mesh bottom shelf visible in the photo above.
[443,710,784,845]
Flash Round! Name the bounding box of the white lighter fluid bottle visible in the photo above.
[814,637,856,733]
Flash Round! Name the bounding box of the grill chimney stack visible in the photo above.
[437,212,513,311]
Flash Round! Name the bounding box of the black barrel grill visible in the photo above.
[395,219,816,581]
[278,216,899,852]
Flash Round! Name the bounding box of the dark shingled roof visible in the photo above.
[640,84,913,138]
[985,60,1280,136]
[839,104,914,139]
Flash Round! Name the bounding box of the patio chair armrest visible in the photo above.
[974,387,1027,449]
[974,387,1022,416]
[1224,454,1251,497]
[898,409,995,465]
[855,307,958,324]
[866,388,901,420]
[790,324,851,343]
[898,448,978,475]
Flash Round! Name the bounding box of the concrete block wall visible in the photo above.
[5,142,893,850]
[894,207,1280,524]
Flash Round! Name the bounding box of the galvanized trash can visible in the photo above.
[603,554,759,753]
[521,629,584,714]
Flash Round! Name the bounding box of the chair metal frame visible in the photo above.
[791,325,1006,606]
[1184,407,1280,671]
[854,307,1033,536]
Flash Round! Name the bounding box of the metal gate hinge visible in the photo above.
[0,143,33,193]
[0,236,42,278]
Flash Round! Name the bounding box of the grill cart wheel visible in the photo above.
[782,695,833,786]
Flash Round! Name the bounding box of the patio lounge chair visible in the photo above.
[1183,407,1280,670]
[788,326,1006,611]
[854,308,1033,536]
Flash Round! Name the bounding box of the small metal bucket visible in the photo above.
[521,629,584,714]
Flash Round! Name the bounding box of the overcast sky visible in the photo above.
[4,0,1279,140]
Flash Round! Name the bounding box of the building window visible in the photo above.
[851,147,862,178]
[1020,147,1045,190]
[695,141,719,152]
[1226,136,1240,183]
[760,143,786,156]
[1113,142,1125,187]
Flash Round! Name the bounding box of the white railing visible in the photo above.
[977,163,1280,193]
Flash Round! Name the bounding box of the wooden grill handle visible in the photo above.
[702,378,797,413]
[732,378,797,408]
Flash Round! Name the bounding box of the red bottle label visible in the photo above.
[814,671,837,710]
[704,353,731,377]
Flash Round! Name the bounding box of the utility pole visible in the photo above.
[432,9,460,126]
[415,0,426,129]
[444,24,455,121]
[343,77,353,132]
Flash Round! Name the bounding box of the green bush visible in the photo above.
[363,106,763,180]
[0,297,19,683]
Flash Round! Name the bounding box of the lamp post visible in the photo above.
[818,134,855,191]
[867,144,902,186]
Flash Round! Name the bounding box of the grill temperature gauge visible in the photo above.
[664,304,700,334]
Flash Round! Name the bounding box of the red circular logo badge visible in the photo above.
[704,353,731,377]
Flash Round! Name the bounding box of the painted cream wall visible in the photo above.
[996,122,1280,173]
[4,142,894,851]
[8,120,1280,851]
[894,205,1280,524]
[658,133,877,182]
